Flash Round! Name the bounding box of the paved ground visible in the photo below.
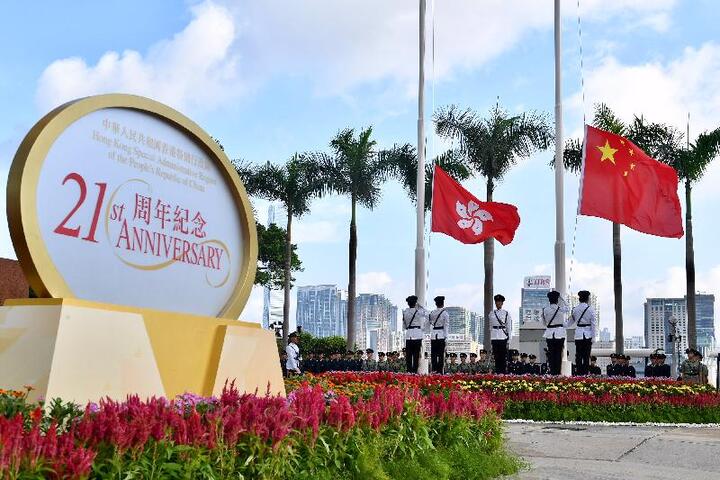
[505,422,720,479]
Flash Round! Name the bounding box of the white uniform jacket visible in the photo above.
[541,304,569,339]
[428,308,450,340]
[565,303,597,341]
[403,306,428,340]
[490,309,512,341]
[286,343,301,373]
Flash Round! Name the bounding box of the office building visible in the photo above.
[519,275,551,325]
[469,311,484,344]
[645,297,689,366]
[624,335,645,350]
[296,285,345,338]
[599,327,612,343]
[696,293,716,353]
[446,306,471,338]
[355,293,397,350]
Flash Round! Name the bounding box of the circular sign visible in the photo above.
[7,94,257,318]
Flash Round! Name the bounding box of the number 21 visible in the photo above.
[53,172,107,243]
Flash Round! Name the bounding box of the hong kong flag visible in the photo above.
[431,165,520,245]
[580,125,683,238]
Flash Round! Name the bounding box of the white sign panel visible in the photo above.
[523,275,552,289]
[10,96,255,318]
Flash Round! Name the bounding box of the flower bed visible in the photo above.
[286,373,720,424]
[0,384,520,479]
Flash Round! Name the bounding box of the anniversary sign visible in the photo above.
[7,94,257,318]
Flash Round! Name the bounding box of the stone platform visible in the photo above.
[506,422,720,479]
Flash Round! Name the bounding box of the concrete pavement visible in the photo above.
[505,422,720,479]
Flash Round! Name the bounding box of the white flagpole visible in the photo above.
[554,0,570,376]
[415,0,427,307]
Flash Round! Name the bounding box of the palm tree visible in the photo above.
[324,127,393,350]
[388,147,473,211]
[644,124,720,348]
[562,104,682,354]
[434,105,552,347]
[236,154,325,347]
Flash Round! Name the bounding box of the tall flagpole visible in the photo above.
[554,0,570,375]
[415,0,427,307]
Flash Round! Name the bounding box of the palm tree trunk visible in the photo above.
[347,195,357,350]
[685,180,697,348]
[483,179,494,349]
[613,222,624,355]
[282,210,293,348]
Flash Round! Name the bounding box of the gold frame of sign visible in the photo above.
[2,95,284,404]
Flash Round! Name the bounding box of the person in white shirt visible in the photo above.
[428,295,450,374]
[490,294,512,374]
[285,332,302,376]
[564,290,597,376]
[542,290,569,375]
[403,295,428,374]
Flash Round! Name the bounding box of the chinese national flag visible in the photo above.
[431,165,520,245]
[580,125,683,238]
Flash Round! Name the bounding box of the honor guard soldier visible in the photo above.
[520,352,528,370]
[469,352,479,374]
[565,290,597,376]
[363,349,377,371]
[490,294,512,374]
[477,349,493,374]
[458,353,472,373]
[680,348,708,384]
[656,353,671,378]
[588,356,602,375]
[525,354,542,375]
[507,350,523,375]
[619,355,636,377]
[645,353,659,378]
[285,332,302,376]
[403,295,428,374]
[429,295,450,373]
[541,291,569,375]
[446,353,459,374]
[377,352,388,371]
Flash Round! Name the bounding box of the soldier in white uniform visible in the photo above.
[490,294,512,374]
[541,290,569,375]
[564,290,597,375]
[285,331,302,376]
[428,295,450,374]
[402,295,428,374]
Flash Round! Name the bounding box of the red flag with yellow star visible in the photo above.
[579,125,683,238]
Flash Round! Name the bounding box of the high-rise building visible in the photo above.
[696,293,715,353]
[445,306,471,338]
[599,327,612,343]
[469,311,484,344]
[354,293,397,350]
[519,275,552,325]
[624,335,645,350]
[644,297,689,366]
[296,285,344,338]
[569,291,601,340]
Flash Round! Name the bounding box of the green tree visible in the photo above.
[388,146,473,210]
[236,154,326,346]
[435,105,552,346]
[324,127,392,350]
[639,122,720,348]
[255,222,302,290]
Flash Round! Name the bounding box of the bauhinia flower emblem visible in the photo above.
[456,200,493,235]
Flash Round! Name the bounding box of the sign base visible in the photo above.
[0,298,284,405]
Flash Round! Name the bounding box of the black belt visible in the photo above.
[433,327,444,330]
[547,324,563,329]
[492,326,506,329]
[577,324,591,327]
[407,326,421,329]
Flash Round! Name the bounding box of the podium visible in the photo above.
[0,298,284,404]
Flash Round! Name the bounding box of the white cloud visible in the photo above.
[35,0,679,111]
[36,1,242,112]
[568,42,720,199]
[357,271,393,294]
[293,220,343,244]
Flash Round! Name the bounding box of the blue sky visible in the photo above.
[1,0,719,339]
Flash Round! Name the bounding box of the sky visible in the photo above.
[1,0,719,339]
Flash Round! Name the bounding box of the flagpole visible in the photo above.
[415,0,427,307]
[554,0,570,375]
